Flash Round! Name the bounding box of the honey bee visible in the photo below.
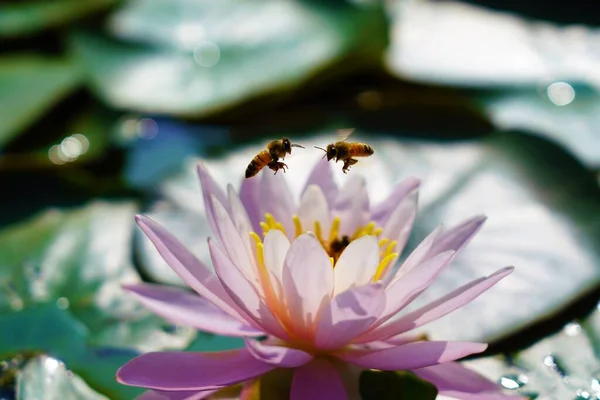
[315,129,374,174]
[245,137,305,178]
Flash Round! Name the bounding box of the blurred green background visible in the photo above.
[2,0,600,399]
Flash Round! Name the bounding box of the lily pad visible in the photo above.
[16,355,109,400]
[385,0,600,87]
[144,132,600,345]
[480,88,600,169]
[0,0,118,37]
[0,202,195,362]
[70,0,387,116]
[0,56,81,149]
[360,370,438,400]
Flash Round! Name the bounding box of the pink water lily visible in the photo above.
[118,158,522,400]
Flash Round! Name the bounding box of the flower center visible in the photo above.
[256,213,398,281]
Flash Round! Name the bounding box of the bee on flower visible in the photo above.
[117,157,522,400]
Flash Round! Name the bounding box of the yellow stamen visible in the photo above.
[249,232,262,246]
[379,238,389,249]
[259,221,270,235]
[265,213,277,229]
[330,257,334,268]
[384,240,397,256]
[292,215,303,238]
[275,222,286,234]
[363,222,376,236]
[314,221,324,244]
[373,252,399,281]
[373,227,383,237]
[329,217,341,243]
[351,225,363,239]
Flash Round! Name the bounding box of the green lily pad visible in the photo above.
[145,132,600,346]
[384,0,600,87]
[0,202,195,397]
[480,88,600,168]
[0,0,118,37]
[0,56,81,149]
[70,0,387,116]
[360,370,438,400]
[16,355,109,400]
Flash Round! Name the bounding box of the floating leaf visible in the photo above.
[16,355,109,400]
[360,370,437,400]
[71,0,387,116]
[0,202,194,397]
[0,0,118,37]
[147,132,600,344]
[481,88,600,168]
[385,0,600,87]
[0,56,81,149]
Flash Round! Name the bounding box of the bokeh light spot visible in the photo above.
[193,41,221,68]
[56,297,70,310]
[547,81,575,106]
[137,118,159,139]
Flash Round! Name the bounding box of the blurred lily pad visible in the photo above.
[481,88,600,168]
[360,370,438,400]
[70,0,387,116]
[145,132,600,345]
[385,0,600,88]
[0,0,118,37]
[0,56,81,149]
[0,202,195,396]
[16,355,108,400]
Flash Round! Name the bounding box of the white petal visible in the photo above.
[298,185,331,239]
[212,195,260,291]
[333,235,380,296]
[260,170,296,237]
[381,189,418,255]
[333,174,369,237]
[282,233,334,334]
[263,229,291,299]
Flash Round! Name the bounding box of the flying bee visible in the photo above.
[245,137,305,178]
[315,129,374,174]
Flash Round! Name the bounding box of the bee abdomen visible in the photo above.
[349,143,374,157]
[245,150,272,178]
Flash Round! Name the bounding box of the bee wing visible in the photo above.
[336,128,354,142]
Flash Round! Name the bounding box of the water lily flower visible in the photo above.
[118,158,520,399]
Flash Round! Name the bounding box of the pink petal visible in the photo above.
[376,251,455,325]
[365,267,514,342]
[259,169,295,236]
[315,283,386,350]
[303,157,338,207]
[333,174,369,237]
[239,176,262,234]
[197,163,229,240]
[209,238,289,339]
[428,216,486,258]
[134,215,242,320]
[227,185,255,257]
[337,341,487,370]
[117,349,273,391]
[298,185,330,238]
[291,358,347,400]
[333,235,380,296]
[380,188,418,255]
[211,196,259,290]
[282,233,334,335]
[137,390,217,400]
[389,225,442,284]
[370,177,421,225]
[412,362,499,394]
[262,229,290,298]
[123,283,263,337]
[245,339,313,367]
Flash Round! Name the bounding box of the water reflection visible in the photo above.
[48,134,90,165]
